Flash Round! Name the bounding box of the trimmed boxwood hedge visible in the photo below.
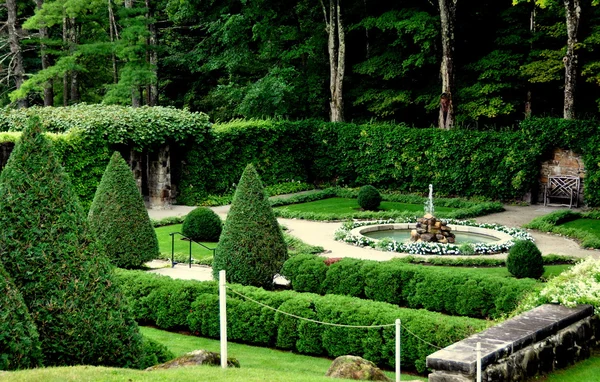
[281,255,540,319]
[114,269,488,373]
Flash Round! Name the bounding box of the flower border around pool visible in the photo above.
[334,218,535,255]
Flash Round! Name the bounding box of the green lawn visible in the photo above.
[276,197,456,214]
[559,218,600,236]
[434,264,572,280]
[0,327,427,382]
[155,224,216,263]
[542,350,600,381]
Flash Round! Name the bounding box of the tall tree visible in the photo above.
[438,0,457,129]
[6,0,27,108]
[35,0,54,106]
[322,0,346,122]
[562,0,581,119]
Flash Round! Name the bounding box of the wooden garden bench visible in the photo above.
[544,175,580,208]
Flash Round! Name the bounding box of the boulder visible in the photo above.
[325,355,392,381]
[145,350,240,370]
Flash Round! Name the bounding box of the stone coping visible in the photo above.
[350,223,514,246]
[426,304,594,375]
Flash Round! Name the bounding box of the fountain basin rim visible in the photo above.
[350,223,514,246]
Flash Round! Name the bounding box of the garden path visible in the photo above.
[146,196,599,282]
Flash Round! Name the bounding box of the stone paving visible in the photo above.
[145,197,600,282]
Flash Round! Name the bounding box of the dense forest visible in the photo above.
[2,0,600,127]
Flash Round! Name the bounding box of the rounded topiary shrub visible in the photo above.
[507,240,544,279]
[182,207,223,242]
[357,185,382,211]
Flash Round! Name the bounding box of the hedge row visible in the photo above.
[114,269,488,373]
[2,110,600,207]
[281,255,540,320]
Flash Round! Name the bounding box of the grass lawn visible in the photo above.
[276,197,456,214]
[432,264,572,280]
[155,224,216,263]
[559,218,600,236]
[541,350,600,381]
[0,327,427,382]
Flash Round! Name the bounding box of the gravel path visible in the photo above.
[145,197,599,281]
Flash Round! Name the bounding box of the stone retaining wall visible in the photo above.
[426,304,599,382]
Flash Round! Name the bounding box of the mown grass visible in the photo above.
[541,350,600,382]
[0,327,427,382]
[429,264,572,280]
[559,218,600,237]
[276,197,456,214]
[154,224,216,263]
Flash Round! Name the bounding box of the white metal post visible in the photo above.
[396,319,401,382]
[219,270,228,369]
[476,342,482,382]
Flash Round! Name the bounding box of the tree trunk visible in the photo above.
[36,0,53,106]
[321,0,345,122]
[63,16,69,106]
[563,0,580,120]
[69,19,80,103]
[438,0,457,129]
[7,0,27,108]
[146,0,158,106]
[525,6,535,119]
[108,0,119,84]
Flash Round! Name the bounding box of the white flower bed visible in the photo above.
[517,257,600,314]
[335,218,534,256]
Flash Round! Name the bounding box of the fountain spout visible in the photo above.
[425,184,434,216]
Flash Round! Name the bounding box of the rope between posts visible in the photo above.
[227,287,395,328]
[226,286,443,349]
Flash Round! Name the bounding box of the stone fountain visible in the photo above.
[410,185,456,244]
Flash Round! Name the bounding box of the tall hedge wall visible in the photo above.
[1,109,599,206]
[115,269,488,373]
[179,118,600,205]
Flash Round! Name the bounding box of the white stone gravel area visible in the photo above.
[145,199,600,282]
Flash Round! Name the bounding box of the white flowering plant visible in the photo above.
[335,218,534,256]
[516,257,600,314]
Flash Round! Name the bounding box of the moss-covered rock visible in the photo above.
[145,349,240,370]
[212,163,287,289]
[88,151,159,269]
[0,118,144,367]
[325,355,391,381]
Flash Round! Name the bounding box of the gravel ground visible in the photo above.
[145,198,599,282]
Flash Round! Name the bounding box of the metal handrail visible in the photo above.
[169,231,216,268]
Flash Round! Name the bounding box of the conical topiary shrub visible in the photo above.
[88,151,159,269]
[0,118,143,367]
[213,163,287,289]
[0,262,43,370]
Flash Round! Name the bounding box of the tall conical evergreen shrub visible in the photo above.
[0,118,143,367]
[88,151,159,269]
[213,163,287,289]
[0,262,43,370]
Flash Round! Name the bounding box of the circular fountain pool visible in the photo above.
[337,221,531,255]
[352,223,514,245]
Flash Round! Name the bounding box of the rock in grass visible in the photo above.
[325,355,391,381]
[145,350,240,370]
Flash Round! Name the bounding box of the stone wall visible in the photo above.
[426,304,599,382]
[538,148,585,206]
